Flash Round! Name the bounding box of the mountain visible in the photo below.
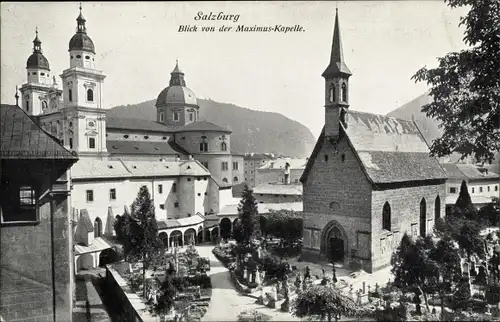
[387,92,500,173]
[107,98,316,157]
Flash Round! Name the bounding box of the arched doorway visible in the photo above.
[220,218,232,240]
[321,221,348,263]
[420,198,427,237]
[159,232,168,248]
[169,230,183,247]
[184,228,197,246]
[94,217,103,238]
[197,227,204,244]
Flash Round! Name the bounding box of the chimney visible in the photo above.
[284,162,291,184]
[175,154,181,162]
[189,155,194,160]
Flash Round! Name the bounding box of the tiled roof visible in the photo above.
[74,237,112,255]
[253,183,303,195]
[301,110,447,184]
[174,121,231,133]
[107,140,188,156]
[157,213,204,229]
[71,159,209,180]
[441,163,467,180]
[1,104,77,160]
[219,202,303,216]
[259,158,307,170]
[456,164,499,180]
[79,209,94,232]
[106,117,172,133]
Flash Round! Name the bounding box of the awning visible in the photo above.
[74,237,113,255]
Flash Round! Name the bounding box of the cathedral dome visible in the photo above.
[26,52,50,70]
[155,61,198,107]
[69,33,95,53]
[68,7,95,53]
[156,86,198,106]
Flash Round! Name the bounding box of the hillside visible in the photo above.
[388,92,500,173]
[107,98,316,157]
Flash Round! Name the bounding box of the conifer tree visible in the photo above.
[455,180,473,211]
[237,184,260,245]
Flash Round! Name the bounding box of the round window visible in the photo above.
[85,55,90,60]
[41,72,45,76]
[76,55,81,59]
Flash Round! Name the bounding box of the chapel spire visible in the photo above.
[322,9,351,78]
[169,60,186,86]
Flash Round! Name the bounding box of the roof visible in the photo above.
[107,140,188,156]
[301,110,447,184]
[174,121,232,133]
[244,153,276,160]
[155,85,198,106]
[253,183,303,195]
[1,104,77,160]
[445,194,495,206]
[322,9,351,77]
[26,52,50,70]
[157,213,204,229]
[455,164,499,180]
[219,202,303,216]
[79,209,94,232]
[259,158,307,170]
[106,117,172,133]
[71,158,210,180]
[75,237,112,255]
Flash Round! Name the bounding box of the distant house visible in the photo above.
[441,163,499,210]
[255,157,307,187]
[243,153,276,188]
[1,104,78,321]
[300,10,447,273]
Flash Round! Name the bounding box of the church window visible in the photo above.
[341,154,346,162]
[68,89,73,102]
[86,190,94,202]
[382,202,391,231]
[200,142,208,152]
[233,176,239,182]
[69,138,73,149]
[324,155,328,162]
[69,122,73,127]
[25,101,29,112]
[221,142,227,151]
[434,195,441,220]
[76,55,81,59]
[87,89,94,102]
[159,112,164,122]
[32,72,37,75]
[419,198,426,237]
[222,178,228,183]
[341,83,347,102]
[42,101,48,110]
[232,162,238,170]
[85,55,90,60]
[88,137,96,149]
[41,72,45,76]
[221,162,229,171]
[109,189,116,200]
[94,217,102,238]
[71,55,73,59]
[329,86,335,102]
[189,113,194,121]
[173,112,179,122]
[124,135,129,139]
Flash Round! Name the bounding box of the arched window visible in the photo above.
[189,113,194,121]
[382,202,391,231]
[341,83,347,102]
[434,195,441,220]
[87,89,94,102]
[25,100,29,112]
[221,142,227,151]
[329,86,335,102]
[222,178,228,183]
[94,217,102,238]
[42,101,48,110]
[420,198,427,237]
[173,112,179,122]
[68,89,73,102]
[159,112,164,122]
[233,176,239,182]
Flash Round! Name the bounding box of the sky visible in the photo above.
[1,1,469,139]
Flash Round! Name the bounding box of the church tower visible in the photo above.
[323,9,351,140]
[60,5,107,157]
[19,29,54,116]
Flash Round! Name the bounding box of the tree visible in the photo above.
[232,220,245,244]
[126,185,162,298]
[265,210,303,247]
[411,0,500,164]
[391,233,439,312]
[455,181,473,211]
[114,212,133,260]
[237,184,260,245]
[292,285,357,322]
[478,197,500,226]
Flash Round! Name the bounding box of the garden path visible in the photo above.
[197,245,301,321]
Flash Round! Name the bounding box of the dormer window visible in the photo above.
[173,111,179,122]
[341,83,347,103]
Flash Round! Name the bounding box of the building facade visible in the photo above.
[1,104,78,321]
[243,153,276,187]
[16,6,244,272]
[300,10,447,273]
[254,157,307,186]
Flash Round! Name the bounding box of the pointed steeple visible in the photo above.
[322,9,351,78]
[76,2,87,33]
[33,27,42,53]
[169,60,186,86]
